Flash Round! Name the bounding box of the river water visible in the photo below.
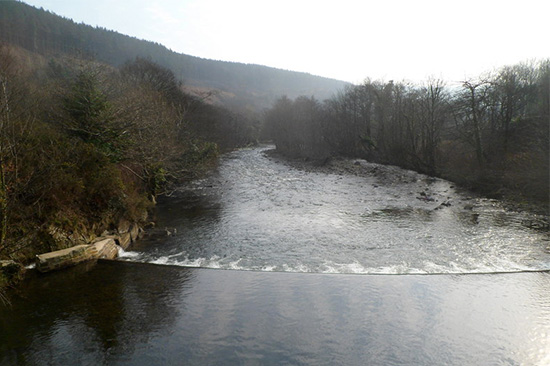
[126,145,549,275]
[2,145,550,365]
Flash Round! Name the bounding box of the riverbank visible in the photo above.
[0,218,142,304]
[264,148,550,221]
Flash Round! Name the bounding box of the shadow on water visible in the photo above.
[0,261,194,365]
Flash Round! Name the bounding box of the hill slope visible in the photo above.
[0,1,349,110]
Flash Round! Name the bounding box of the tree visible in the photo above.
[371,80,395,158]
[454,78,492,167]
[61,68,130,162]
[417,78,449,174]
[292,95,326,159]
[264,96,293,154]
[0,44,34,253]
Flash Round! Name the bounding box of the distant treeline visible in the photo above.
[0,44,258,262]
[264,61,550,207]
[0,1,348,111]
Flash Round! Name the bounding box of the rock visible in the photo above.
[129,224,140,242]
[417,193,435,202]
[88,238,118,260]
[33,220,145,272]
[144,221,156,229]
[35,238,120,272]
[47,225,87,248]
[117,219,132,234]
[117,232,132,250]
[36,245,92,273]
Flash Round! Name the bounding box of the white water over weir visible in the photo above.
[120,146,550,275]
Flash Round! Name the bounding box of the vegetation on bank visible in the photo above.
[0,44,258,265]
[264,60,550,211]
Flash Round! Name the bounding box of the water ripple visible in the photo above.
[125,146,550,275]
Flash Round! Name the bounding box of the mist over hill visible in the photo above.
[0,1,349,112]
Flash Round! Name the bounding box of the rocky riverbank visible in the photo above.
[264,149,550,221]
[34,220,142,273]
[0,218,148,304]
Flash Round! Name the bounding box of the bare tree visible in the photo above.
[0,45,33,252]
[418,78,449,174]
[454,78,492,167]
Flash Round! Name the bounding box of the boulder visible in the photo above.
[35,238,120,272]
[34,220,145,272]
[88,238,119,260]
[47,225,88,248]
[117,232,132,250]
[117,218,132,234]
[36,245,92,273]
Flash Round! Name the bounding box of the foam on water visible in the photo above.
[117,247,141,259]
[119,253,550,275]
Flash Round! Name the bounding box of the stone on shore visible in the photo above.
[117,232,132,249]
[117,219,132,234]
[35,238,120,272]
[34,221,143,273]
[36,245,92,272]
[88,238,119,260]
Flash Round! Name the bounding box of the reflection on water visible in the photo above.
[125,146,550,274]
[0,261,193,365]
[2,263,550,365]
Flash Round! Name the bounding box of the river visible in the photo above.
[1,145,549,365]
[126,145,549,274]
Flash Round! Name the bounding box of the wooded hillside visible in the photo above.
[0,1,348,112]
[0,42,261,265]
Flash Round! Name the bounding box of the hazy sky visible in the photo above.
[23,0,548,83]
